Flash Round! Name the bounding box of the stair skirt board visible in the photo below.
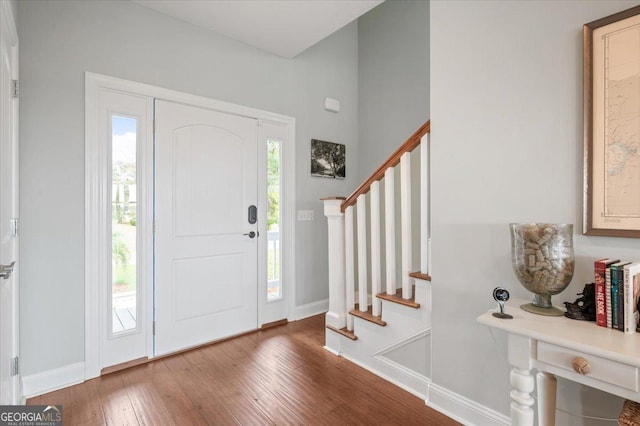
[326,334,509,425]
[373,328,431,358]
[375,332,431,379]
[329,324,432,393]
[339,351,431,401]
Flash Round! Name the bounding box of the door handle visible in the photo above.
[243,231,257,238]
[248,205,257,224]
[0,261,15,280]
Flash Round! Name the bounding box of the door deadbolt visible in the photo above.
[248,205,257,224]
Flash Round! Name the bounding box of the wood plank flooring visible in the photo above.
[28,314,459,425]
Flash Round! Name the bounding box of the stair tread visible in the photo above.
[376,286,421,309]
[349,304,387,326]
[325,324,358,340]
[409,271,431,281]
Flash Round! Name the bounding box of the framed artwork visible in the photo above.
[310,139,345,179]
[584,5,640,237]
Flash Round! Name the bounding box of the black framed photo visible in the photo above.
[310,139,345,179]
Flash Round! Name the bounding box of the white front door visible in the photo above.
[154,100,259,355]
[0,2,19,404]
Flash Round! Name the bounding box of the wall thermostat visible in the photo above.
[324,97,341,113]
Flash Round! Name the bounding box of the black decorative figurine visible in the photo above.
[563,283,596,321]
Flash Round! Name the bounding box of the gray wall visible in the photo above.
[431,0,640,422]
[358,0,429,181]
[8,0,16,21]
[18,0,358,376]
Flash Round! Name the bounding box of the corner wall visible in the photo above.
[431,0,640,422]
[18,0,358,376]
[358,0,429,181]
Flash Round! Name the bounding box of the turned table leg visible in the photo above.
[510,368,535,426]
[536,371,557,426]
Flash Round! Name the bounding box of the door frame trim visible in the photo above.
[85,72,296,379]
[0,0,20,404]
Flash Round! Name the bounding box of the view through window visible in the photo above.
[267,139,282,301]
[111,115,138,333]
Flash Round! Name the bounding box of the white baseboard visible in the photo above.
[22,362,85,399]
[427,382,510,426]
[339,351,430,400]
[294,299,328,320]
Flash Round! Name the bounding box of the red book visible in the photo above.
[595,258,618,327]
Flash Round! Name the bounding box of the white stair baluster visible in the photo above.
[357,194,368,312]
[384,167,396,296]
[344,205,356,331]
[420,134,430,274]
[370,181,381,317]
[400,152,413,300]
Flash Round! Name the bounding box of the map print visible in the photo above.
[604,24,640,218]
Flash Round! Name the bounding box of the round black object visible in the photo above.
[493,287,510,303]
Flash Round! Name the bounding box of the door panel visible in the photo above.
[174,254,243,320]
[174,126,243,236]
[155,100,258,356]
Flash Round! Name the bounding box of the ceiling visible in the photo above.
[133,0,384,59]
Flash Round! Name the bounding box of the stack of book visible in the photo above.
[594,258,640,334]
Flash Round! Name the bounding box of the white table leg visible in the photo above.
[510,368,535,426]
[536,372,557,426]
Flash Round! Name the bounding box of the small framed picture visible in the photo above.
[310,139,345,179]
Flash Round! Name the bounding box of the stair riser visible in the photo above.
[351,314,429,345]
[378,300,431,326]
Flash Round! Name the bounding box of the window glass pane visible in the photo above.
[267,139,282,301]
[112,115,137,333]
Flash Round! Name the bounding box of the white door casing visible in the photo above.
[0,0,19,404]
[86,73,295,378]
[154,100,259,355]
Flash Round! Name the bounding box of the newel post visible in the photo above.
[322,197,347,330]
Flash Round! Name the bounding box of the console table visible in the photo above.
[477,299,640,425]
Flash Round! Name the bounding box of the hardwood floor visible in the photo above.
[28,315,459,425]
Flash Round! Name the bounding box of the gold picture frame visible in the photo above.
[584,5,640,238]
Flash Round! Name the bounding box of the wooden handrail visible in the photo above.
[341,120,430,212]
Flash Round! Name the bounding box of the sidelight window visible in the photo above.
[267,139,282,301]
[111,115,138,333]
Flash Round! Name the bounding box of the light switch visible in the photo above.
[297,210,314,221]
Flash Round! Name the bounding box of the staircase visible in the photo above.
[322,120,432,399]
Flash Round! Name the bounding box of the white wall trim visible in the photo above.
[374,355,431,394]
[21,362,85,399]
[294,299,328,320]
[372,328,431,357]
[323,343,340,356]
[85,72,296,379]
[0,1,18,47]
[1,0,20,405]
[339,351,430,400]
[427,382,510,426]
